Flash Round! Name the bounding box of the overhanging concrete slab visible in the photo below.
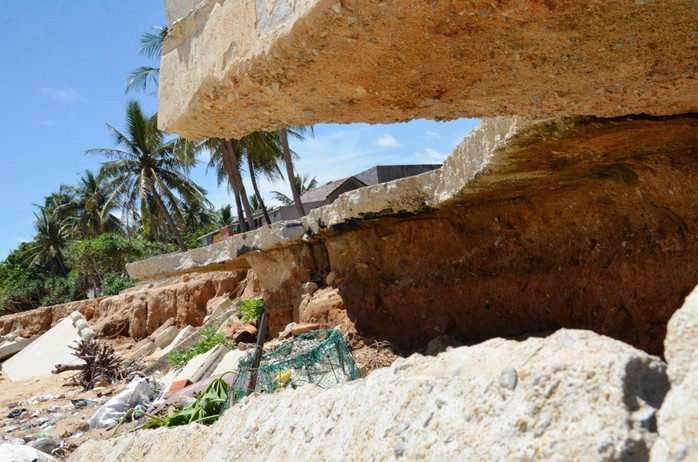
[160,0,697,140]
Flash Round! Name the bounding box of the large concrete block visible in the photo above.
[159,0,697,140]
[0,336,35,361]
[2,312,92,381]
[70,329,669,461]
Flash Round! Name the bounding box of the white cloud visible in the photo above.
[39,86,87,103]
[415,147,449,163]
[425,130,442,139]
[15,237,29,244]
[374,133,401,148]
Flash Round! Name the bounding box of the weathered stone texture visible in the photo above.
[68,329,668,461]
[126,115,698,354]
[91,271,253,339]
[651,287,698,461]
[160,0,697,139]
[126,220,304,280]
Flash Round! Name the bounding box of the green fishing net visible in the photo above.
[224,328,359,409]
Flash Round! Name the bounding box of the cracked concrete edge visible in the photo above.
[302,116,537,234]
[127,116,542,280]
[126,220,306,280]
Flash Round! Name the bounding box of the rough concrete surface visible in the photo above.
[2,312,93,381]
[159,0,697,139]
[124,115,698,354]
[126,221,304,280]
[651,287,698,461]
[69,329,668,461]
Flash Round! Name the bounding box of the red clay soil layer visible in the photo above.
[260,115,698,356]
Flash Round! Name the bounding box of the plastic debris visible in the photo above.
[7,408,27,419]
[88,377,159,430]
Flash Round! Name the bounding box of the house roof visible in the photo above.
[300,177,365,203]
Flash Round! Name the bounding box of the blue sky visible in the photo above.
[0,1,478,259]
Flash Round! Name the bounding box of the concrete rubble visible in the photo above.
[0,335,35,361]
[651,285,698,461]
[3,312,94,382]
[69,327,671,461]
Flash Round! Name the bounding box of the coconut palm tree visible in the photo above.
[218,205,234,227]
[271,173,318,205]
[71,170,122,238]
[87,100,208,251]
[206,132,283,231]
[21,206,71,275]
[126,26,168,94]
[205,138,252,231]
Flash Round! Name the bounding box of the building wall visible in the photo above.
[326,177,367,203]
[355,165,441,186]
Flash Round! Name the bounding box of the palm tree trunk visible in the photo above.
[247,155,272,225]
[219,139,247,232]
[227,139,257,231]
[152,188,187,251]
[222,139,255,231]
[230,176,246,232]
[281,129,305,218]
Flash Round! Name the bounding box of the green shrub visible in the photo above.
[167,326,229,369]
[102,272,136,296]
[41,271,85,306]
[238,298,264,322]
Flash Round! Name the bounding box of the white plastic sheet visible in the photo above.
[88,377,159,430]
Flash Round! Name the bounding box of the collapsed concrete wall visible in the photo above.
[158,0,697,139]
[128,114,698,355]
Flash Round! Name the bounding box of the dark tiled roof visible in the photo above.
[300,177,360,202]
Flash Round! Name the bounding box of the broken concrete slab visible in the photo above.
[0,336,35,361]
[154,326,179,349]
[126,220,304,280]
[159,0,697,140]
[2,312,93,381]
[210,348,245,379]
[70,329,669,461]
[651,286,698,461]
[133,342,157,361]
[172,344,227,386]
[150,325,195,360]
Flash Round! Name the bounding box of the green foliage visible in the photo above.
[144,376,229,429]
[238,298,264,322]
[0,235,174,313]
[183,223,221,250]
[167,326,228,370]
[102,272,136,296]
[41,271,85,306]
[0,263,46,313]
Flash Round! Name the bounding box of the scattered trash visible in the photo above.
[29,437,59,455]
[71,399,98,410]
[7,408,27,419]
[88,377,159,430]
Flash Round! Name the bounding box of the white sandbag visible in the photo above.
[88,377,159,430]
